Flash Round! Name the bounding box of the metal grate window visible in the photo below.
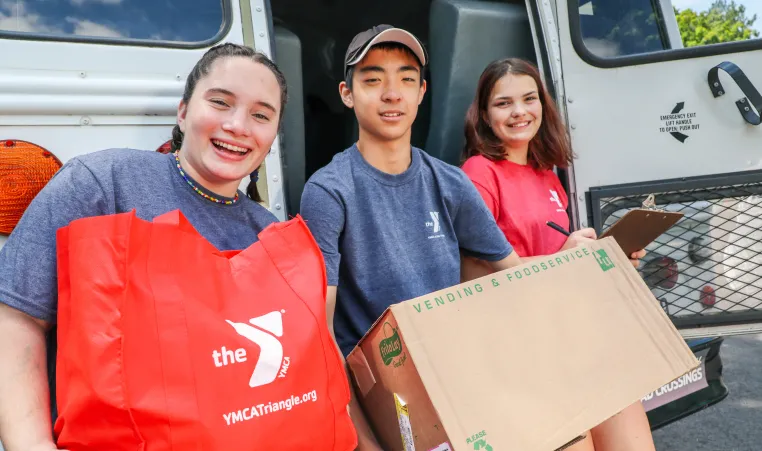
[588,170,762,329]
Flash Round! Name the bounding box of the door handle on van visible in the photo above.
[707,61,761,126]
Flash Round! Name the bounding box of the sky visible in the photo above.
[672,0,762,33]
[0,0,222,42]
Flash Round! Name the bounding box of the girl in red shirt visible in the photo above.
[461,58,652,451]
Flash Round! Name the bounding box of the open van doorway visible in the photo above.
[270,0,537,190]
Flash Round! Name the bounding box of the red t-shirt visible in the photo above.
[462,155,569,257]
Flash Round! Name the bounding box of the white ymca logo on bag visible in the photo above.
[549,190,565,212]
[213,310,290,388]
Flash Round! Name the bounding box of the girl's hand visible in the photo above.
[559,227,646,268]
[560,227,597,251]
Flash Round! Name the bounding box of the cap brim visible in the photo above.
[346,28,427,67]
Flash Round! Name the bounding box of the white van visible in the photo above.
[1,0,760,440]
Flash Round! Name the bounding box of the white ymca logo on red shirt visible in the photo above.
[549,190,565,212]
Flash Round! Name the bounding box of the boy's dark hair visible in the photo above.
[170,42,288,203]
[344,42,426,91]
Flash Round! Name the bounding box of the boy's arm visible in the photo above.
[326,287,382,451]
[461,251,522,282]
[301,182,381,450]
[455,175,523,281]
[487,250,522,271]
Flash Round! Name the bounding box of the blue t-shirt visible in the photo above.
[300,145,513,356]
[0,148,278,323]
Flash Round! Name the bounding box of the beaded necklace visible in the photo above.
[173,151,239,205]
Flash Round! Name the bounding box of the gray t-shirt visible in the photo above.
[300,145,513,356]
[0,148,278,323]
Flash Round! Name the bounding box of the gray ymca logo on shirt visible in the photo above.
[425,211,444,239]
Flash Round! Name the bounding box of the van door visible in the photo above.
[551,0,762,338]
[0,0,287,252]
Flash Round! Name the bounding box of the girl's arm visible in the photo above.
[0,304,63,451]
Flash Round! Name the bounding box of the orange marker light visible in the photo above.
[0,140,63,235]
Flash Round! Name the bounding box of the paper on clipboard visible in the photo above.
[599,195,684,256]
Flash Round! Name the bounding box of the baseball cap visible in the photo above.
[344,24,428,78]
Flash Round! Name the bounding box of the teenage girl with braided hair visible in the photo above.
[0,43,355,450]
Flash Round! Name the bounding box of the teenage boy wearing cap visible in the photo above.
[300,25,521,448]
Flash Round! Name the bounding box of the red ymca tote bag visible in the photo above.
[54,209,356,450]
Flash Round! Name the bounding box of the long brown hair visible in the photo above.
[462,58,573,170]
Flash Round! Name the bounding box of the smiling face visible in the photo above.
[177,56,281,196]
[340,46,426,144]
[485,73,543,152]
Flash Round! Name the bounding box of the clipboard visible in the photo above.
[599,195,684,256]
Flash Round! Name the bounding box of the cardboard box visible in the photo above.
[347,238,699,451]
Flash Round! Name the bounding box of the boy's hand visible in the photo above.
[629,249,647,268]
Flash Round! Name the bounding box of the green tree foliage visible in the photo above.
[675,0,760,47]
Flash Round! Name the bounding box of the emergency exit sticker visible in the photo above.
[659,101,700,143]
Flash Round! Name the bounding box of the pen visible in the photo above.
[546,221,571,237]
